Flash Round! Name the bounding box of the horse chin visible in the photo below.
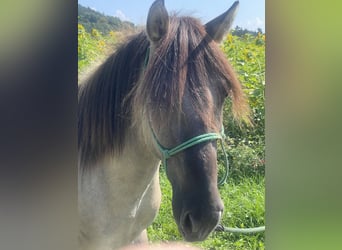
[180,229,211,242]
[170,181,224,242]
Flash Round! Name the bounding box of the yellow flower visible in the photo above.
[78,24,85,33]
[91,29,101,38]
[226,33,233,44]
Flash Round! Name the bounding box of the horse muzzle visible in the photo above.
[179,209,223,242]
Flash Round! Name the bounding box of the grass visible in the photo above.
[147,169,265,250]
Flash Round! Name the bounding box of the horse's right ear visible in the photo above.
[146,0,169,43]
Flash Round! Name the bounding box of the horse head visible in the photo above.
[133,0,247,241]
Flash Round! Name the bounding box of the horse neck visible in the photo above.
[78,125,161,249]
[105,123,161,195]
[123,124,160,174]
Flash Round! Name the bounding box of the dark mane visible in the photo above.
[78,32,149,167]
[133,16,248,126]
[78,15,249,168]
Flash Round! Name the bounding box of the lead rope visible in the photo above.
[215,129,265,234]
[215,130,266,234]
[217,128,229,186]
[215,130,265,234]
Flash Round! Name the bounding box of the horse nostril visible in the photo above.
[182,211,197,234]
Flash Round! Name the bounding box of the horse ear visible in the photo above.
[146,0,169,43]
[205,1,239,42]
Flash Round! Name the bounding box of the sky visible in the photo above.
[78,0,265,32]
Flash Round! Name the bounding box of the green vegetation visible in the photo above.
[78,26,265,249]
[78,4,134,35]
[78,24,118,74]
[78,4,136,75]
[222,33,265,179]
[232,26,264,37]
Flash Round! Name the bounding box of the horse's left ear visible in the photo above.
[205,1,239,42]
[146,0,169,43]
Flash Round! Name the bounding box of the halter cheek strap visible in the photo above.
[150,127,229,186]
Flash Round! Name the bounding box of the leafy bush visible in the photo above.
[78,24,117,74]
[221,33,265,178]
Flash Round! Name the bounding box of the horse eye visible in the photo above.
[219,86,229,100]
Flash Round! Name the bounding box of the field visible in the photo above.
[78,25,265,249]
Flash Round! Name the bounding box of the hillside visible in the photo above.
[78,4,135,35]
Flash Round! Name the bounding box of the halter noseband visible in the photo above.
[150,126,229,186]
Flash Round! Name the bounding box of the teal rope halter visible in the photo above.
[150,126,229,186]
[150,126,265,233]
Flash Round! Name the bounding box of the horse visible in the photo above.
[78,1,249,249]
